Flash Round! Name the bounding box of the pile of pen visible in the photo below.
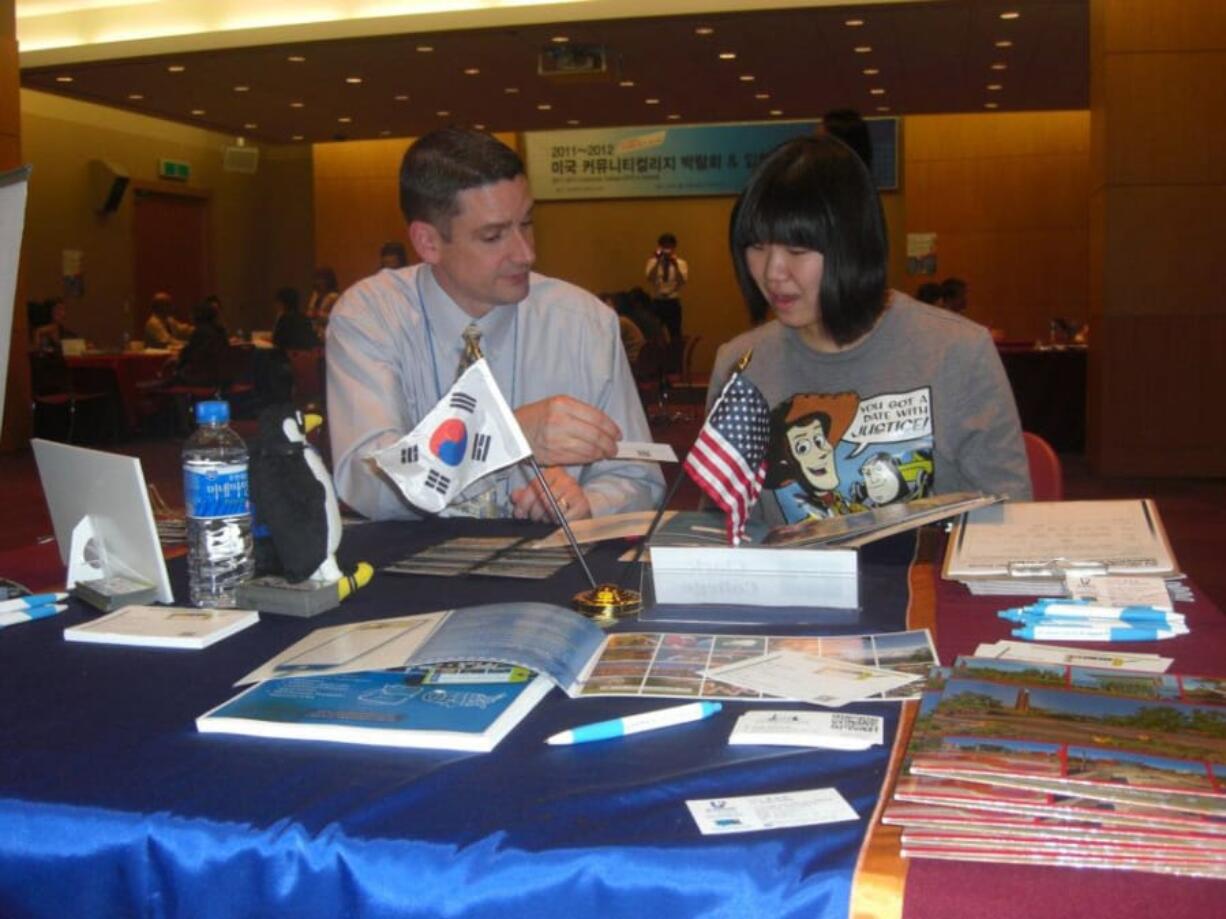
[997,598,1186,642]
[0,592,68,631]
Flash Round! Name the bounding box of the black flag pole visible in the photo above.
[625,348,755,574]
[525,455,599,591]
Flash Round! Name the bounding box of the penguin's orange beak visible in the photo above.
[304,413,323,434]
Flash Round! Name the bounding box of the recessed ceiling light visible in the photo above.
[694,26,714,36]
[337,116,352,123]
[995,40,1013,48]
[854,46,873,54]
[718,51,737,60]
[739,74,755,82]
[504,86,520,94]
[551,35,569,44]
[436,110,450,117]
[379,130,392,137]
[127,93,144,100]
[345,76,363,84]
[869,88,886,96]
[876,105,891,113]
[987,83,1003,91]
[167,65,185,73]
[667,114,681,120]
[243,122,258,129]
[394,94,409,101]
[292,134,304,141]
[463,67,480,75]
[645,98,660,105]
[474,123,486,130]
[233,85,249,92]
[289,101,305,108]
[537,103,552,110]
[1000,11,1020,20]
[984,102,999,109]
[416,45,434,53]
[862,67,880,75]
[567,119,580,125]
[618,80,635,88]
[754,92,770,100]
[769,109,783,116]
[191,108,205,115]
[54,75,73,83]
[845,19,865,27]
[287,55,306,62]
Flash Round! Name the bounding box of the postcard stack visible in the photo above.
[885,656,1226,878]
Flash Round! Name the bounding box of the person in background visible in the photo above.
[601,291,645,364]
[916,281,942,305]
[379,241,409,270]
[326,127,662,522]
[644,232,688,341]
[821,107,874,171]
[272,287,320,352]
[30,297,80,353]
[707,133,1029,525]
[144,292,191,348]
[939,277,968,314]
[173,299,231,387]
[305,267,341,334]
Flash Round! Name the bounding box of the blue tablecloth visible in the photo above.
[0,520,914,918]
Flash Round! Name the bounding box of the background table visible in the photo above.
[997,345,1087,452]
[66,350,174,432]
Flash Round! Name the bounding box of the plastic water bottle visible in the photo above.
[182,400,253,607]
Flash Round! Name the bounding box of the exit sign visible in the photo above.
[158,159,190,181]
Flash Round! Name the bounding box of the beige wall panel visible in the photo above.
[1090,313,1226,475]
[1101,52,1226,186]
[1102,0,1226,53]
[906,112,1089,162]
[1100,185,1226,316]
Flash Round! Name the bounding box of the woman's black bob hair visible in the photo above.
[729,133,888,346]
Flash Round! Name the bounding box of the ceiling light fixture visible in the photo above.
[54,75,73,82]
[380,130,392,136]
[345,76,362,84]
[243,122,257,129]
[739,74,755,82]
[769,109,783,116]
[289,101,304,108]
[645,98,660,105]
[167,65,185,73]
[854,45,872,54]
[667,114,681,120]
[537,103,552,110]
[287,55,306,62]
[755,92,770,100]
[292,134,304,141]
[694,26,714,36]
[127,93,144,100]
[394,94,409,101]
[985,102,999,109]
[876,106,891,113]
[995,40,1013,48]
[233,85,249,92]
[718,51,736,60]
[417,45,434,53]
[551,35,569,44]
[337,116,352,123]
[991,62,1008,70]
[1000,11,1020,20]
[618,80,635,88]
[987,83,1003,91]
[464,68,480,75]
[191,108,205,115]
[862,67,880,75]
[567,119,581,125]
[436,110,450,117]
[505,86,520,94]
[845,19,865,27]
[869,88,885,95]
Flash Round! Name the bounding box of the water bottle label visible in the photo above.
[184,463,250,518]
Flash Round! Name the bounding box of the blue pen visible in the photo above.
[1029,601,1175,622]
[998,608,1183,626]
[0,592,68,614]
[1012,625,1179,642]
[0,602,67,629]
[546,701,723,745]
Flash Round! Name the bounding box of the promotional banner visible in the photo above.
[524,118,897,200]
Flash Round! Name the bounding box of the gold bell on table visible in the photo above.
[573,583,641,627]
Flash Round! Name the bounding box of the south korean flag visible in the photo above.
[371,358,532,515]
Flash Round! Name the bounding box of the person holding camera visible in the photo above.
[644,232,688,341]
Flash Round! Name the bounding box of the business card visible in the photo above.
[687,787,858,836]
[616,441,678,463]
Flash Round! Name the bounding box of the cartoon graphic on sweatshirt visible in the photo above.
[763,388,935,522]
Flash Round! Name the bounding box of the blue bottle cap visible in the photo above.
[195,400,230,424]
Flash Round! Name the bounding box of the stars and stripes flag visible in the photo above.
[682,370,771,545]
[371,358,531,515]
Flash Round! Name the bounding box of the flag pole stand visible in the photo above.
[525,457,641,625]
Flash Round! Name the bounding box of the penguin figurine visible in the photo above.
[250,403,372,599]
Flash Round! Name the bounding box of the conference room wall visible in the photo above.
[16,90,314,353]
[0,0,27,451]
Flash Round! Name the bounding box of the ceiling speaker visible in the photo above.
[88,159,129,214]
[223,144,260,174]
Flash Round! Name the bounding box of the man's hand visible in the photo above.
[514,396,621,466]
[511,466,590,522]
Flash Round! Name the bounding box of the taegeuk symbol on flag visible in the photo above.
[370,358,531,514]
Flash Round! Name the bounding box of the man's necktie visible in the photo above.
[456,322,483,379]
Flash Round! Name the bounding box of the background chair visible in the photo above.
[29,351,114,444]
[1023,431,1063,501]
[286,347,325,411]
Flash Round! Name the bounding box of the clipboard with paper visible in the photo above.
[942,498,1181,594]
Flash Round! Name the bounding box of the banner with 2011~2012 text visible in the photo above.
[522,119,897,200]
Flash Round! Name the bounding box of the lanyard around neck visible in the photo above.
[416,267,519,407]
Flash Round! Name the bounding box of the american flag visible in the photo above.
[683,372,770,544]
